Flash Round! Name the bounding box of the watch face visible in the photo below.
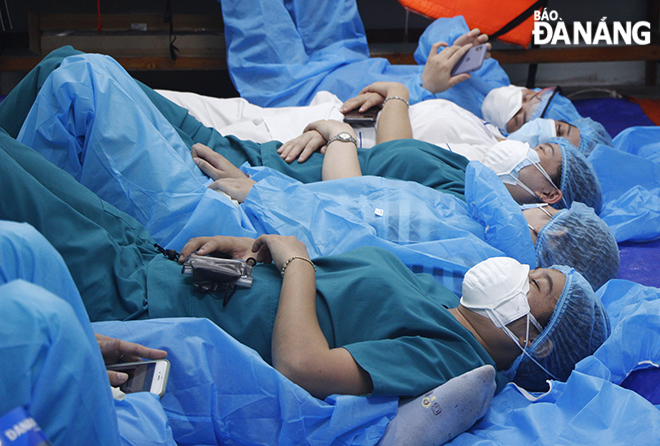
[328,132,357,146]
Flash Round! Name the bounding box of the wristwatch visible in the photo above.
[327,132,357,147]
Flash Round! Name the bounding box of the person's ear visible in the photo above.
[516,335,554,359]
[516,335,536,349]
[538,188,563,205]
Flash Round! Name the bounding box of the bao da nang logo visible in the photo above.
[532,9,651,45]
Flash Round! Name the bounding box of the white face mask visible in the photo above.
[481,86,524,133]
[507,118,557,147]
[460,257,543,348]
[482,140,560,200]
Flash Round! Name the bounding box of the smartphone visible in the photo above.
[450,44,487,76]
[343,106,380,124]
[106,359,170,398]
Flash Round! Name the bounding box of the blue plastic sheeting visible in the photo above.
[447,280,660,445]
[589,128,660,243]
[573,97,655,138]
[159,161,537,296]
[220,0,510,115]
[94,318,397,446]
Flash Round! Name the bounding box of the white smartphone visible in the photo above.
[106,359,170,398]
[450,44,487,76]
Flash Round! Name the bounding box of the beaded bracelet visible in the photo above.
[281,256,316,277]
[382,96,409,107]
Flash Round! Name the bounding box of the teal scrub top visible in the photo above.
[148,245,497,398]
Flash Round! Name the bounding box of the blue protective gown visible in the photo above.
[219,0,509,116]
[0,221,173,446]
[219,0,585,124]
[0,220,398,446]
[17,53,536,296]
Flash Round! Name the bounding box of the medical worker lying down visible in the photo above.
[9,52,619,292]
[281,81,604,213]
[9,47,602,214]
[0,125,609,399]
[158,82,611,166]
[1,220,502,446]
[191,137,618,291]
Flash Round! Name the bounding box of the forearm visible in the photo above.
[376,85,412,144]
[271,260,372,399]
[321,140,362,181]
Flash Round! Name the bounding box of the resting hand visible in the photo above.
[209,177,256,203]
[251,234,310,271]
[96,333,167,387]
[340,82,409,113]
[421,42,474,94]
[278,120,354,163]
[191,143,247,180]
[453,28,491,55]
[178,235,257,263]
[278,129,327,163]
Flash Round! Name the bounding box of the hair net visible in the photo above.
[551,137,603,213]
[572,117,614,157]
[508,265,611,391]
[481,86,524,133]
[536,202,620,290]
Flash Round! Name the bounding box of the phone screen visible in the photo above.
[121,362,156,393]
[107,360,170,397]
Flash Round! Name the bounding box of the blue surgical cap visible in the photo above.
[536,202,620,290]
[551,137,603,213]
[573,117,614,157]
[509,265,611,391]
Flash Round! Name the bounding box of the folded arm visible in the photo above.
[341,81,412,144]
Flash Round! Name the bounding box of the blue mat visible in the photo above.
[573,97,655,138]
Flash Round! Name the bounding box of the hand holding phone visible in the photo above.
[450,44,487,76]
[343,106,380,124]
[106,359,171,398]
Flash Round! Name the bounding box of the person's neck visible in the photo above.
[448,307,487,348]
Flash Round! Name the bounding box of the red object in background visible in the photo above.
[97,0,102,33]
[397,0,545,47]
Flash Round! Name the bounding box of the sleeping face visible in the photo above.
[555,120,581,147]
[506,143,563,206]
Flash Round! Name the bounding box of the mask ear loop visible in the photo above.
[515,178,543,201]
[492,310,559,381]
[531,161,569,208]
[538,203,552,218]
